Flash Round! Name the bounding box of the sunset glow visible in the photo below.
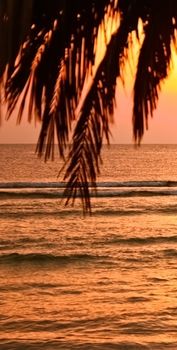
[1,13,177,144]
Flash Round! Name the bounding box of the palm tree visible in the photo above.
[0,0,177,212]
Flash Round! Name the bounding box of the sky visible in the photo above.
[112,60,177,144]
[1,61,177,145]
[1,19,177,144]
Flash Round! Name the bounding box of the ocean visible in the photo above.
[1,144,177,350]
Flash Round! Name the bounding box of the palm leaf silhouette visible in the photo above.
[0,0,177,211]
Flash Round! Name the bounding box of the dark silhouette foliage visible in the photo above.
[0,0,177,211]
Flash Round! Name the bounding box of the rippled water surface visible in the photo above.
[1,144,177,349]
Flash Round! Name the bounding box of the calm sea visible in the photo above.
[1,144,177,350]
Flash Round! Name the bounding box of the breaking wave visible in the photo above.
[1,181,177,199]
[0,180,177,189]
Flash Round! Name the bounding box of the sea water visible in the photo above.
[1,144,177,350]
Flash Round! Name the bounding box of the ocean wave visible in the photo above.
[163,248,177,257]
[105,235,177,245]
[1,180,177,200]
[1,188,177,200]
[0,252,106,266]
[0,340,175,350]
[0,180,177,189]
[0,181,67,189]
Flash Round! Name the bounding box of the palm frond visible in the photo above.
[3,0,115,160]
[62,5,141,212]
[1,1,177,212]
[0,0,34,78]
[133,1,177,142]
[62,82,110,213]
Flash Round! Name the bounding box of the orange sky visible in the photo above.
[1,55,177,144]
[1,17,177,144]
[112,51,177,144]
